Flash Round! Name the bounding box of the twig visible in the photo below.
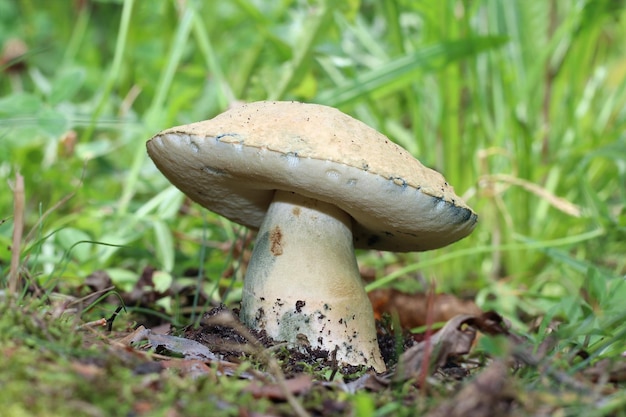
[328,346,339,381]
[9,172,25,295]
[77,318,108,330]
[105,305,125,332]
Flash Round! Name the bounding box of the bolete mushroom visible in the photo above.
[146,101,477,372]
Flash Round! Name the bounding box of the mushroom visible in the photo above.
[146,101,477,372]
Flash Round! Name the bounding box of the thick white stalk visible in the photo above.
[240,190,385,372]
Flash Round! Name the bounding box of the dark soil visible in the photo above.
[183,305,415,379]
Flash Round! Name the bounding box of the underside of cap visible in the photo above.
[147,101,477,251]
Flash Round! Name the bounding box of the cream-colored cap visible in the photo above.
[147,101,477,251]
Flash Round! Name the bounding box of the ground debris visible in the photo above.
[106,302,625,417]
[425,360,516,417]
[335,314,479,393]
[584,357,626,384]
[392,314,477,383]
[244,373,313,400]
[118,325,219,361]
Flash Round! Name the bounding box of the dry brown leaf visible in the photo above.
[160,359,214,379]
[426,360,516,417]
[70,362,105,379]
[244,374,313,400]
[369,289,482,330]
[132,401,155,415]
[1,38,28,73]
[466,311,511,336]
[84,270,113,293]
[392,314,477,383]
[340,315,479,391]
[583,358,626,384]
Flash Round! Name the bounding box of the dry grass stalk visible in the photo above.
[9,173,24,295]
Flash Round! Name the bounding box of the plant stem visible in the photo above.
[9,173,24,295]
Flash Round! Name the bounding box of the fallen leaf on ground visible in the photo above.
[426,360,516,417]
[71,361,105,379]
[392,314,477,383]
[160,359,214,379]
[583,357,626,384]
[369,289,482,330]
[118,325,219,360]
[244,374,313,400]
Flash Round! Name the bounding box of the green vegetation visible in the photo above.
[1,0,625,416]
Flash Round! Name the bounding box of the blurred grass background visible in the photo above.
[1,0,625,331]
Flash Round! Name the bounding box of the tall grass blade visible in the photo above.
[315,36,507,107]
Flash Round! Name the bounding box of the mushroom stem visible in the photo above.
[240,190,385,372]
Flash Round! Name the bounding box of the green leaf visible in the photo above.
[0,93,43,116]
[351,392,375,417]
[582,267,607,307]
[136,186,184,220]
[49,68,85,105]
[56,228,93,263]
[153,220,174,273]
[106,268,139,292]
[477,335,510,357]
[36,107,68,137]
[75,139,116,159]
[153,270,173,293]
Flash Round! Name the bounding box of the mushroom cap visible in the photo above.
[147,101,477,252]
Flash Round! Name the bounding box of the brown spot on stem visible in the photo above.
[270,226,283,256]
[292,207,301,216]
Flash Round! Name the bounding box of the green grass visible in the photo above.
[1,0,625,415]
